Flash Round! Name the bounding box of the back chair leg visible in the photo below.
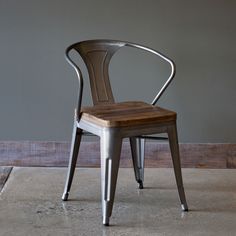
[167,123,188,211]
[130,137,145,189]
[62,121,82,201]
[100,129,122,226]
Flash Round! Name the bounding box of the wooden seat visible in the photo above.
[62,40,188,226]
[81,101,176,127]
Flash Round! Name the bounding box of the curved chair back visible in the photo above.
[65,40,175,112]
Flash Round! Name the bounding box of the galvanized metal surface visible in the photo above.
[63,40,187,225]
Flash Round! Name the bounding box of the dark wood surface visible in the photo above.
[82,101,176,127]
[0,167,12,191]
[0,141,235,168]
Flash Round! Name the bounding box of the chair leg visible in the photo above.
[62,120,82,201]
[167,123,188,211]
[130,137,145,189]
[100,129,122,226]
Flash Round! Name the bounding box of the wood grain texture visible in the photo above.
[0,167,12,191]
[81,101,176,127]
[0,141,235,168]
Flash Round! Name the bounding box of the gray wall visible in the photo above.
[0,0,235,142]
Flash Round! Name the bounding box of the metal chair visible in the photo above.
[62,39,188,226]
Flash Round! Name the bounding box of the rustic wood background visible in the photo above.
[0,141,235,168]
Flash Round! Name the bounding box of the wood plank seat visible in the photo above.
[81,101,176,127]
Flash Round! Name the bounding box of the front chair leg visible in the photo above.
[100,129,122,226]
[130,137,145,189]
[167,123,188,211]
[62,119,82,201]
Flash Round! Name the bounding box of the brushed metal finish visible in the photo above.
[130,137,145,189]
[62,111,82,201]
[62,39,187,226]
[65,39,175,117]
[124,42,176,105]
[100,128,122,225]
[167,123,188,211]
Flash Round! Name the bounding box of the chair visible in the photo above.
[62,39,188,226]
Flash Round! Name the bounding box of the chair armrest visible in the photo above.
[125,43,176,105]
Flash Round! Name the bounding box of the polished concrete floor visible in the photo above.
[0,167,236,236]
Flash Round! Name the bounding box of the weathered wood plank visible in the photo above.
[81,101,176,127]
[0,142,235,168]
[0,167,13,191]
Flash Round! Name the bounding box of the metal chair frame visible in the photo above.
[62,39,188,226]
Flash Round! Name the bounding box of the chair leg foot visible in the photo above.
[62,192,69,201]
[181,203,188,211]
[138,180,144,189]
[103,216,110,226]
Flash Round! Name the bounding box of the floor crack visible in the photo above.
[0,167,13,192]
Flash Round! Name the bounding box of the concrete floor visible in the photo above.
[0,168,236,236]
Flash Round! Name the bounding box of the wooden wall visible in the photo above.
[0,142,235,168]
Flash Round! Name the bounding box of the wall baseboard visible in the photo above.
[0,141,235,168]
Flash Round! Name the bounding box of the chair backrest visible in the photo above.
[65,39,175,111]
